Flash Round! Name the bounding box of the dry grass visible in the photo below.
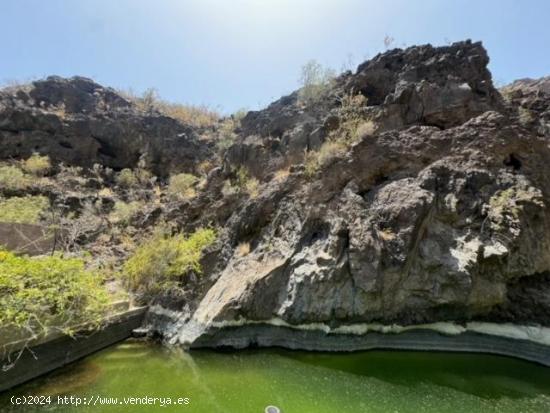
[236,167,260,198]
[355,120,377,139]
[158,102,220,128]
[236,242,251,257]
[153,185,163,205]
[304,140,347,177]
[245,177,260,199]
[48,104,67,119]
[215,117,239,152]
[119,88,220,129]
[378,228,396,241]
[329,92,377,144]
[273,167,290,182]
[221,180,237,197]
[21,153,51,176]
[98,187,114,197]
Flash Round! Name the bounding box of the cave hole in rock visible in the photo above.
[301,221,331,247]
[504,153,522,170]
[97,144,117,158]
[58,141,73,149]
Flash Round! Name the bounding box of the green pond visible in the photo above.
[2,340,550,413]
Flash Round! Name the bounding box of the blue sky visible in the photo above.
[1,0,548,113]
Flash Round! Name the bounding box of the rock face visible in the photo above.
[144,41,550,348]
[2,40,550,353]
[173,110,550,343]
[0,76,211,176]
[228,40,503,179]
[501,76,550,137]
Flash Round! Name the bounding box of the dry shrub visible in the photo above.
[159,103,220,129]
[298,60,336,105]
[245,177,260,199]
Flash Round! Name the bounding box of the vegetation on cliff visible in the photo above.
[123,227,216,298]
[0,250,109,335]
[0,41,549,352]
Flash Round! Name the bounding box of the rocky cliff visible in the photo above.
[1,40,550,352]
[0,76,212,177]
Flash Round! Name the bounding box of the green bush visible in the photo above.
[168,173,199,200]
[0,250,109,334]
[0,165,29,191]
[122,227,216,296]
[21,153,51,176]
[0,196,49,224]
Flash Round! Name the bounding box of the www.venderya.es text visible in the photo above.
[10,395,191,407]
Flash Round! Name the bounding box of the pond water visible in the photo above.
[1,340,550,413]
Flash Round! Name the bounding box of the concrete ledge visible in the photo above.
[191,324,550,367]
[0,307,146,392]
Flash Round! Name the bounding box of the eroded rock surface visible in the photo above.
[146,41,550,348]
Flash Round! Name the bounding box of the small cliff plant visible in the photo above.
[167,173,200,200]
[298,60,336,105]
[221,167,260,198]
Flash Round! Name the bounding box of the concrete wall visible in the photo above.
[0,307,146,392]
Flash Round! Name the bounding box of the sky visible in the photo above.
[1,0,549,113]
